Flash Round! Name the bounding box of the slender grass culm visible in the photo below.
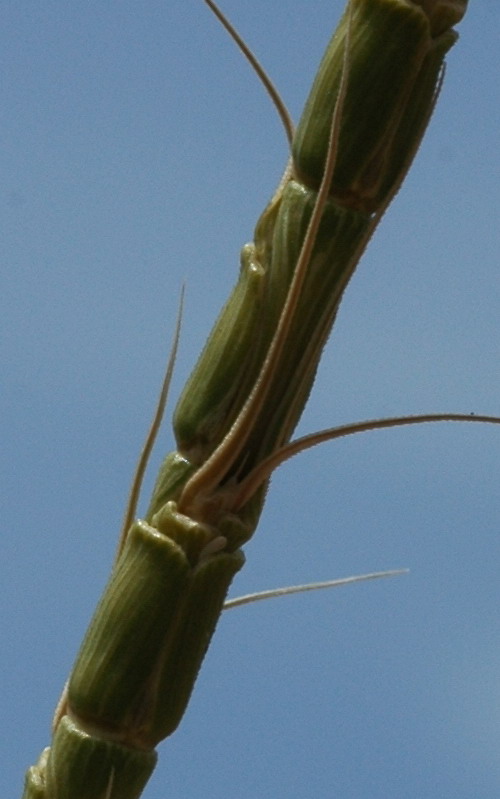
[12,1,499,797]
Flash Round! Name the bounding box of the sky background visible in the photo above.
[2,2,499,797]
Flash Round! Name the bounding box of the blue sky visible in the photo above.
[2,2,500,797]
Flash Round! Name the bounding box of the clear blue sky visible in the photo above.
[2,2,499,797]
